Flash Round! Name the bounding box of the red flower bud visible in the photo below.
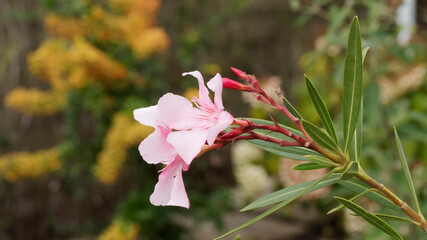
[222,78,251,91]
[230,67,247,79]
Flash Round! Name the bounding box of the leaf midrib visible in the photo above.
[345,33,358,152]
[245,177,338,208]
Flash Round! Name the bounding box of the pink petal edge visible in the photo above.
[206,111,234,145]
[167,128,208,165]
[133,105,159,127]
[157,93,198,130]
[149,156,190,208]
[207,73,224,110]
[139,126,177,164]
[182,71,210,104]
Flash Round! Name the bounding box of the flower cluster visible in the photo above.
[44,0,169,59]
[4,39,69,115]
[5,37,130,115]
[44,14,86,40]
[97,220,139,240]
[134,71,233,208]
[69,38,129,86]
[135,68,337,208]
[0,148,61,182]
[1,3,173,214]
[2,1,170,203]
[26,39,69,85]
[94,112,154,184]
[4,87,66,115]
[5,0,169,116]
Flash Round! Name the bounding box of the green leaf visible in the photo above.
[241,173,341,211]
[283,97,302,119]
[375,213,415,224]
[362,46,370,63]
[343,16,363,153]
[339,179,400,211]
[351,99,363,163]
[335,197,404,240]
[293,162,328,170]
[340,162,359,180]
[305,155,337,167]
[233,234,242,240]
[327,188,376,215]
[249,139,319,161]
[294,155,336,170]
[301,120,339,151]
[304,75,338,145]
[216,171,338,239]
[216,200,284,239]
[394,127,421,214]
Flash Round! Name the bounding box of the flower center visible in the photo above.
[191,97,220,127]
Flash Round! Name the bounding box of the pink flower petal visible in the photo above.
[139,126,177,164]
[150,157,189,208]
[167,128,208,165]
[207,73,224,110]
[206,111,234,145]
[133,105,159,127]
[182,71,210,104]
[157,93,198,130]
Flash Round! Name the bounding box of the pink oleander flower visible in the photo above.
[134,71,233,208]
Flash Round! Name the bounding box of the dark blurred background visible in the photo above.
[0,0,426,239]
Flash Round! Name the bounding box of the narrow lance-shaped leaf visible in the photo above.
[293,162,328,171]
[294,155,336,170]
[362,46,370,63]
[283,97,302,120]
[328,188,376,215]
[304,155,337,167]
[343,16,363,153]
[394,127,421,214]
[305,75,338,145]
[249,139,317,161]
[216,200,284,239]
[340,161,359,180]
[302,120,339,151]
[216,171,338,239]
[374,213,415,224]
[233,235,242,240]
[350,46,368,162]
[351,99,363,163]
[339,179,399,211]
[242,173,341,211]
[335,197,404,240]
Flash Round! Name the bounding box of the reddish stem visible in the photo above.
[231,118,344,164]
[254,84,313,142]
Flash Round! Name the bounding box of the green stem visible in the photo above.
[308,142,345,165]
[356,169,427,233]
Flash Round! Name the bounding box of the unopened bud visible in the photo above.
[220,130,241,139]
[230,67,247,79]
[222,78,251,91]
